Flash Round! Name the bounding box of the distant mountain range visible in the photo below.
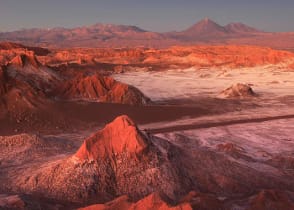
[173,18,261,37]
[1,18,294,49]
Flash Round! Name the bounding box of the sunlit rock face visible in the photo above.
[219,83,256,98]
[78,193,193,210]
[55,74,151,105]
[75,115,149,161]
[6,115,192,203]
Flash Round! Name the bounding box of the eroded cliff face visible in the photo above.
[42,45,294,70]
[0,43,151,121]
[55,73,150,105]
[0,42,49,66]
[79,193,194,210]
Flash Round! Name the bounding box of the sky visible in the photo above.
[0,0,293,32]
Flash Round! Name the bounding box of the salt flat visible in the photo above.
[113,66,294,101]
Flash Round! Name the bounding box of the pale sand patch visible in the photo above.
[113,66,294,101]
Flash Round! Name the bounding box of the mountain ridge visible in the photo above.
[1,18,293,49]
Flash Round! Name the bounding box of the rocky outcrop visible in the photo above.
[57,74,150,105]
[0,59,49,113]
[0,54,59,115]
[9,53,41,68]
[248,190,294,210]
[0,194,25,210]
[219,83,256,98]
[180,191,225,210]
[7,52,58,83]
[11,115,191,203]
[79,190,227,210]
[75,115,148,161]
[0,42,50,56]
[0,63,46,114]
[79,193,192,210]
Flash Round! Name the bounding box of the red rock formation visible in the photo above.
[75,115,148,161]
[9,52,41,68]
[59,74,114,98]
[0,42,50,56]
[0,42,26,50]
[79,191,227,210]
[219,83,256,98]
[0,194,25,210]
[0,63,40,111]
[6,51,60,92]
[0,54,53,116]
[248,190,294,210]
[79,193,192,210]
[79,195,131,210]
[12,115,192,203]
[57,74,150,105]
[43,45,294,70]
[180,191,225,210]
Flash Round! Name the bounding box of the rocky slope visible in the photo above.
[80,191,226,210]
[0,133,76,168]
[0,194,26,209]
[75,115,149,160]
[1,115,294,209]
[55,73,150,105]
[0,44,153,135]
[0,60,47,113]
[2,116,192,204]
[79,193,193,210]
[0,42,50,66]
[248,190,294,210]
[0,44,151,114]
[0,50,61,115]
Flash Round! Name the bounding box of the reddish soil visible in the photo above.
[0,96,260,136]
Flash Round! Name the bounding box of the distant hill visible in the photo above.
[224,22,261,34]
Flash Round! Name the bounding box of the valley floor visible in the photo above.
[1,66,294,209]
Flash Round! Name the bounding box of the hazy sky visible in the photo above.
[0,0,293,32]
